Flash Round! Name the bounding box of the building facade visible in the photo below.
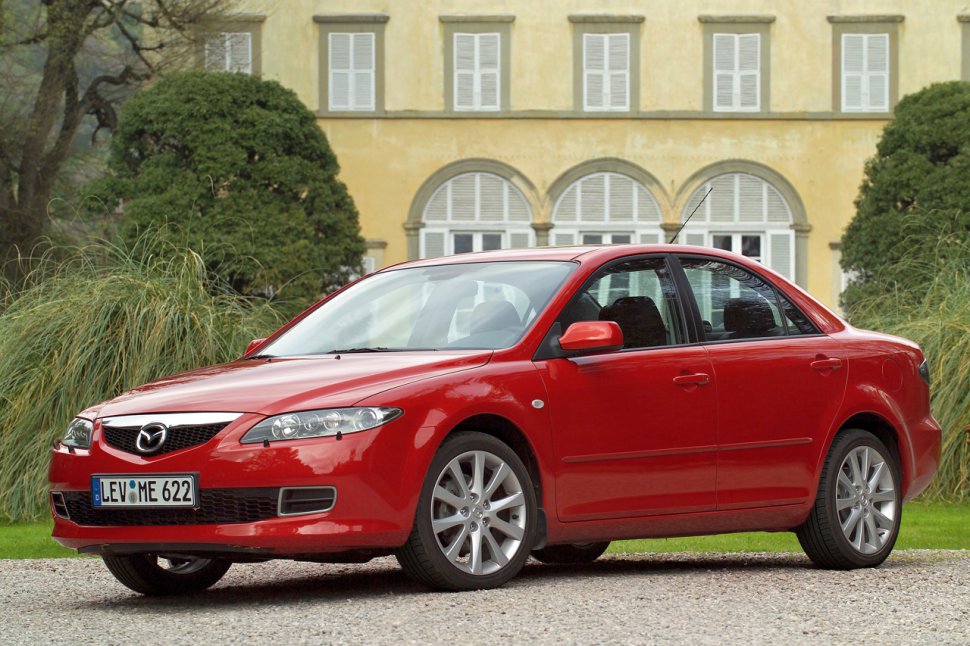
[201,0,969,309]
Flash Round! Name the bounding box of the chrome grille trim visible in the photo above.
[100,412,243,429]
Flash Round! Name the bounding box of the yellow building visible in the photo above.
[199,0,970,309]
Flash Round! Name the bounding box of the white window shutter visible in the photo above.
[867,35,889,111]
[713,34,735,111]
[351,33,375,110]
[608,34,629,110]
[685,233,706,247]
[227,33,252,74]
[450,174,477,221]
[584,34,606,110]
[454,34,476,110]
[509,232,531,249]
[768,232,794,279]
[638,232,660,244]
[478,174,505,222]
[737,34,759,110]
[422,231,446,259]
[329,33,352,110]
[204,34,227,71]
[608,174,635,222]
[478,34,500,110]
[580,173,606,221]
[554,232,576,245]
[842,34,865,111]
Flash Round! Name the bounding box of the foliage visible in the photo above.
[85,71,365,314]
[842,81,970,292]
[0,0,233,270]
[0,236,283,521]
[847,229,970,501]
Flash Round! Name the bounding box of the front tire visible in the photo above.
[396,432,537,591]
[102,554,231,595]
[797,429,902,569]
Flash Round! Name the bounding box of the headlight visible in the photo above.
[240,407,403,444]
[61,418,93,449]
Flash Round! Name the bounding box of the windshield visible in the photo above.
[262,261,576,356]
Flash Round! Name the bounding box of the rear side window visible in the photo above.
[680,258,818,341]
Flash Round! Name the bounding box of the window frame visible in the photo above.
[196,17,263,76]
[316,14,388,116]
[569,16,642,114]
[441,18,512,114]
[700,17,771,114]
[828,16,902,115]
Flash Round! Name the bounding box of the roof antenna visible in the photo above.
[668,187,713,244]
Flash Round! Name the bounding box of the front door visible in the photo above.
[535,256,718,522]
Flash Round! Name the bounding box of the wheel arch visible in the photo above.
[446,413,548,547]
[820,410,913,496]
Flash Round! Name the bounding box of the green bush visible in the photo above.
[84,71,365,316]
[847,229,970,500]
[842,81,970,293]
[0,238,283,521]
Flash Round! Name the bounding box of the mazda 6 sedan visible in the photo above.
[49,245,941,594]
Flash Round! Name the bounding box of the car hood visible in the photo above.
[85,351,493,419]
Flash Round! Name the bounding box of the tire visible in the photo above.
[395,431,537,591]
[796,429,902,569]
[102,554,231,596]
[532,542,610,564]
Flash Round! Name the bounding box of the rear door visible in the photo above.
[677,255,848,510]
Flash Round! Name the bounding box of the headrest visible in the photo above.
[470,300,521,334]
[723,296,777,337]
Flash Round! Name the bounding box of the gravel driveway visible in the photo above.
[3,551,967,645]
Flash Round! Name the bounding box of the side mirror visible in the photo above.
[245,338,267,356]
[559,321,623,355]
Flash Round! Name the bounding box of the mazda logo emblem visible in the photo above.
[135,423,168,454]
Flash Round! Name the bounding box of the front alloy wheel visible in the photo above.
[396,432,536,590]
[797,429,902,569]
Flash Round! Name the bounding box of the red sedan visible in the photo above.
[49,245,941,594]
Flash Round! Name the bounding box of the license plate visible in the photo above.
[91,474,198,509]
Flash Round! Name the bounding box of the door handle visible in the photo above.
[811,357,842,371]
[673,373,710,387]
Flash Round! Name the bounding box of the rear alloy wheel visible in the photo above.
[396,432,537,590]
[532,542,610,564]
[102,554,231,596]
[797,429,902,569]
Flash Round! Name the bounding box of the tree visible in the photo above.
[842,81,970,294]
[88,71,365,311]
[0,0,231,268]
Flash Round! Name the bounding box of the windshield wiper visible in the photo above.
[326,347,436,354]
[244,353,276,360]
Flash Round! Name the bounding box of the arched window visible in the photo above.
[420,172,533,258]
[551,172,663,246]
[680,172,795,279]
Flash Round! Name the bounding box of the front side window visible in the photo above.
[841,33,889,112]
[558,257,683,349]
[713,33,760,112]
[681,257,817,341]
[583,33,629,111]
[454,33,501,111]
[262,261,575,355]
[329,33,375,111]
[204,32,252,73]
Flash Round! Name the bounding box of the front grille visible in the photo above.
[102,423,229,456]
[61,488,279,526]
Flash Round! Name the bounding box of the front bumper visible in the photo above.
[49,413,427,555]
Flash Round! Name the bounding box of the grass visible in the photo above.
[608,502,970,553]
[0,237,283,521]
[2,503,965,559]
